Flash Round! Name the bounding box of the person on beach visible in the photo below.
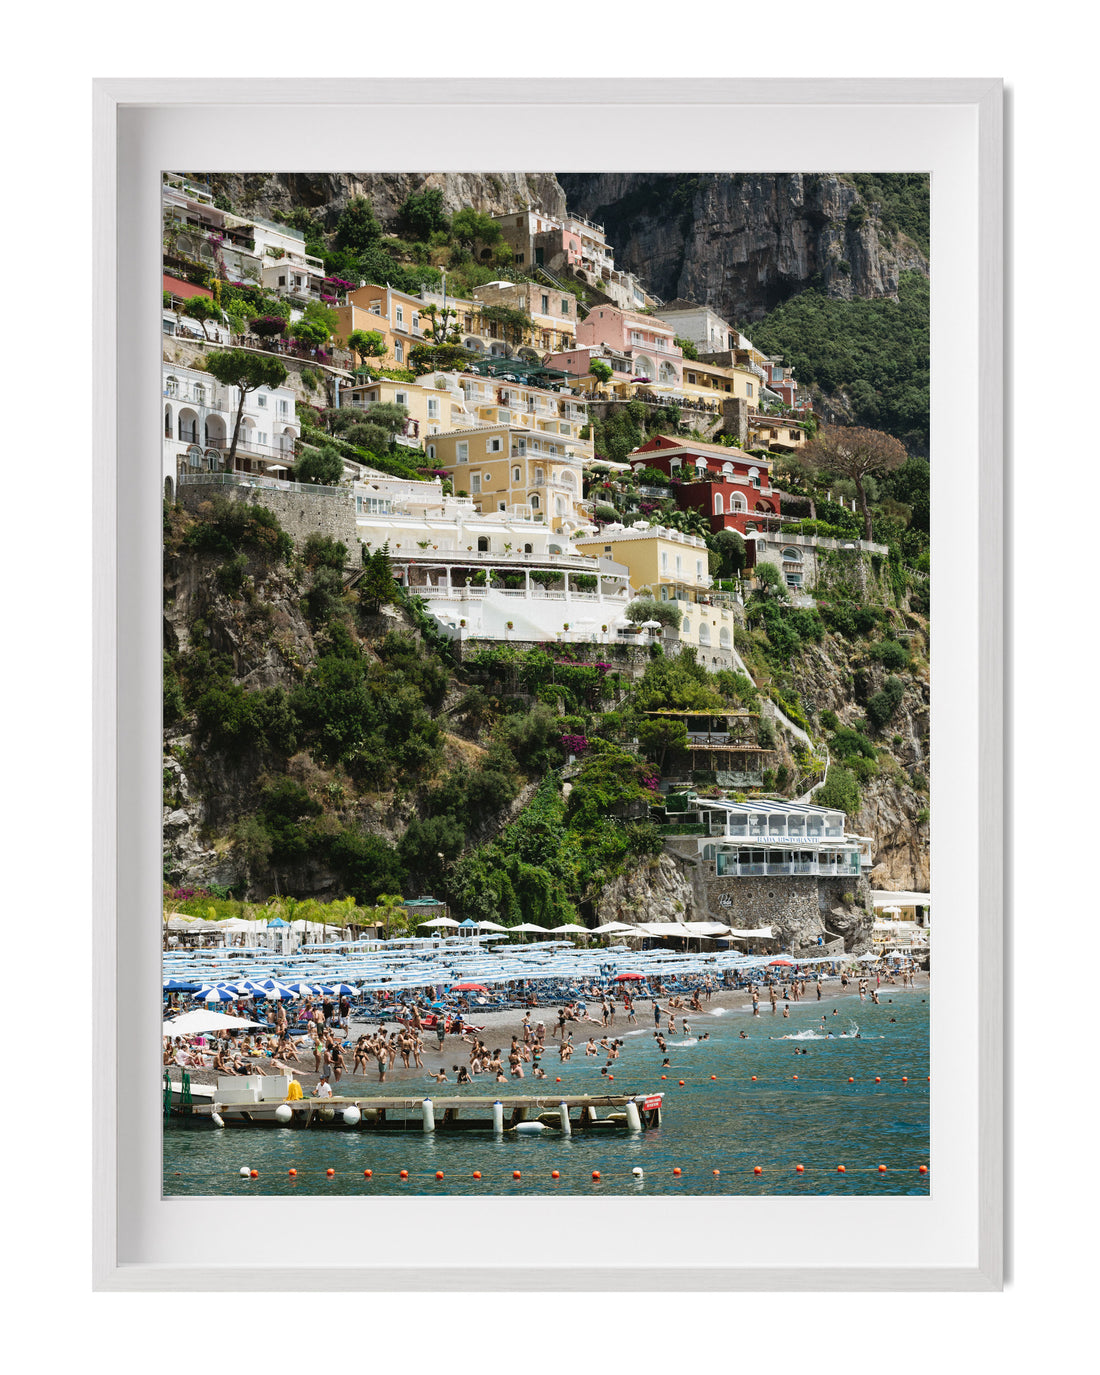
[455,1064,471,1084]
[312,1075,333,1098]
[431,1067,448,1083]
[329,1041,345,1084]
[816,981,822,1000]
[752,993,760,1017]
[585,1037,598,1056]
[653,1003,661,1027]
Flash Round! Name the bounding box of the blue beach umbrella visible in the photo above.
[193,986,238,1003]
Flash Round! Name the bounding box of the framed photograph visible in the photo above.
[94,78,1002,1290]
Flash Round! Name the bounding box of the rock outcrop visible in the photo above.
[556,172,928,322]
[200,172,567,233]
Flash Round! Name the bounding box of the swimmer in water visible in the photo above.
[739,1031,748,1040]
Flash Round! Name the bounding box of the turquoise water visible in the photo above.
[163,985,929,1196]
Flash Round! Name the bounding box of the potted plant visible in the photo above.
[506,620,514,630]
[563,622,570,632]
[460,618,466,628]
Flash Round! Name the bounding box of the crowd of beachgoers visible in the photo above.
[164,963,926,1096]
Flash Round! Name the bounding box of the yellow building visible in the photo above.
[429,423,590,535]
[334,284,430,370]
[455,373,593,463]
[680,358,759,406]
[573,521,738,669]
[340,373,473,445]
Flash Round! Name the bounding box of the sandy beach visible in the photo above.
[165,972,929,1096]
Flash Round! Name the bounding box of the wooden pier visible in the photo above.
[165,1076,664,1133]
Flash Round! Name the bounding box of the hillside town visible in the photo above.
[162,172,930,961]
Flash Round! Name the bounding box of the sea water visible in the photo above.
[163,984,929,1196]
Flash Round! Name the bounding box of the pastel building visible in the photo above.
[163,362,300,499]
[428,422,592,535]
[334,284,430,371]
[339,371,474,448]
[576,305,683,388]
[573,521,738,670]
[472,281,577,355]
[493,209,654,313]
[449,374,592,463]
[656,300,740,355]
[629,435,780,535]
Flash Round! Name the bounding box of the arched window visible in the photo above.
[513,466,521,482]
[427,444,436,460]
[164,406,172,438]
[714,492,724,515]
[682,620,691,637]
[193,384,205,405]
[524,543,533,554]
[781,547,802,562]
[722,462,733,476]
[530,493,540,510]
[698,624,711,646]
[165,376,178,398]
[477,537,489,552]
[719,627,731,648]
[730,493,747,513]
[164,476,174,502]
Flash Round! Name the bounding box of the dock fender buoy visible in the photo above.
[212,1113,225,1129]
[514,1121,546,1135]
[342,1105,362,1127]
[274,1104,293,1124]
[624,1100,641,1132]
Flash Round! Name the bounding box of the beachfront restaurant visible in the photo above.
[694,799,870,878]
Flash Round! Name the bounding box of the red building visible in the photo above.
[630,436,781,535]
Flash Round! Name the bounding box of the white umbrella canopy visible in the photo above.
[163,1009,267,1037]
[548,924,587,935]
[419,916,461,928]
[590,922,636,934]
[509,923,548,934]
[477,921,509,932]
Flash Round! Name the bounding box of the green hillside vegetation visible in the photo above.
[750,272,929,451]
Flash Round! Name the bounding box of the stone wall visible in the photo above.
[179,480,358,562]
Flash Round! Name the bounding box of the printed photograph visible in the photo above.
[160,171,930,1195]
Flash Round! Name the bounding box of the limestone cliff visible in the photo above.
[198,171,566,233]
[555,172,928,322]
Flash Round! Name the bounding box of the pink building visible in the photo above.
[576,305,683,388]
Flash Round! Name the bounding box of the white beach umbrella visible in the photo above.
[510,923,548,934]
[419,916,461,928]
[163,1010,268,1037]
[477,921,509,932]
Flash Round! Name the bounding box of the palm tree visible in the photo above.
[372,893,408,939]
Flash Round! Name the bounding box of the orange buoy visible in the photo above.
[551,1170,559,1179]
[878,1165,887,1173]
[753,1166,762,1175]
[848,1077,855,1083]
[363,1169,372,1178]
[673,1167,682,1176]
[399,1169,408,1179]
[902,1076,909,1084]
[288,1169,297,1177]
[792,1074,798,1080]
[875,1076,881,1083]
[513,1170,521,1179]
[751,1075,757,1081]
[919,1164,928,1175]
[555,1077,562,1083]
[250,1169,258,1178]
[607,1075,613,1081]
[435,1171,444,1180]
[678,1079,685,1086]
[592,1170,601,1180]
[795,1164,805,1173]
[472,1171,481,1180]
[713,1169,720,1176]
[326,1168,335,1177]
[710,1075,717,1080]
[837,1165,846,1173]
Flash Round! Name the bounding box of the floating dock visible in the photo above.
[165,1074,664,1133]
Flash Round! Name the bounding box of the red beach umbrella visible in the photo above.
[613,973,644,981]
[768,957,795,966]
[452,982,488,992]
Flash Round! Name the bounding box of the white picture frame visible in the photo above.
[93,77,1002,1291]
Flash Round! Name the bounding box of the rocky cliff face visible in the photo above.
[201,172,566,233]
[556,173,928,322]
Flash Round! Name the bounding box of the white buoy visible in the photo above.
[514,1121,546,1135]
[239,1166,251,1177]
[211,1113,225,1129]
[632,1166,644,1179]
[421,1099,435,1133]
[559,1102,572,1136]
[625,1101,641,1132]
[492,1100,504,1135]
[274,1104,293,1124]
[343,1105,362,1126]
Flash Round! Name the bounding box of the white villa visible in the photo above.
[354,471,634,643]
[163,362,300,500]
